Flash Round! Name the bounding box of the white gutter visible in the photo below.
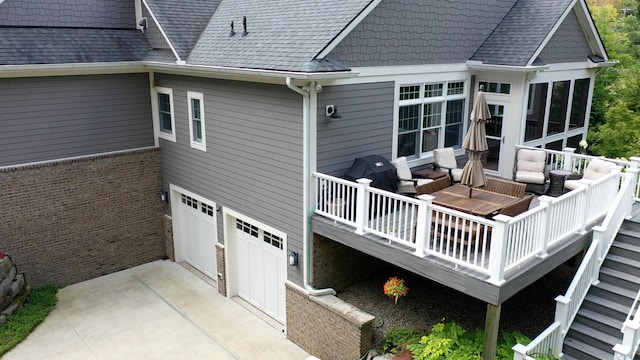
[286,77,336,297]
[0,61,359,81]
[466,60,550,72]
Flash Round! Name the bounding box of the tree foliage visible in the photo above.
[588,0,640,158]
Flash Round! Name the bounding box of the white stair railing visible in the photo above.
[614,290,640,360]
[513,171,636,359]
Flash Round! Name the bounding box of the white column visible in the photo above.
[354,179,372,235]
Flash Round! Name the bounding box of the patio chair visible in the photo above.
[391,156,432,194]
[484,178,527,198]
[513,149,548,194]
[416,175,452,195]
[564,158,615,191]
[498,194,534,217]
[432,148,463,182]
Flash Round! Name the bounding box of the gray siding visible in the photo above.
[317,82,395,175]
[538,10,593,64]
[0,74,154,167]
[0,0,135,29]
[155,74,305,285]
[329,0,517,66]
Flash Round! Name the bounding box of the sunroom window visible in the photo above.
[397,81,466,159]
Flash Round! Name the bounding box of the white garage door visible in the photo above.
[178,194,217,280]
[234,219,286,323]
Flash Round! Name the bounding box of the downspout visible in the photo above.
[286,77,336,296]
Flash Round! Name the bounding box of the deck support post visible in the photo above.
[483,302,501,360]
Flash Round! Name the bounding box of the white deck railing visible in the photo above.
[314,163,623,286]
[614,290,640,360]
[513,168,639,360]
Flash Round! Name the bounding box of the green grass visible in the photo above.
[0,286,58,356]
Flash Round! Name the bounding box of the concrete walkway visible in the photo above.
[4,260,312,359]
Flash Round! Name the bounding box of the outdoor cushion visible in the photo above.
[391,157,432,193]
[565,158,614,190]
[514,149,547,184]
[433,148,463,182]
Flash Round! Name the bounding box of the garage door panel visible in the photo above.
[178,193,217,280]
[233,218,285,323]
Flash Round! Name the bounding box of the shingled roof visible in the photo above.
[470,0,576,66]
[144,0,222,60]
[186,0,373,72]
[0,28,151,65]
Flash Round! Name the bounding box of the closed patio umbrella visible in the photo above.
[460,86,491,196]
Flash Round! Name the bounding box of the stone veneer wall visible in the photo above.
[215,243,226,296]
[0,148,166,287]
[286,282,375,360]
[311,234,389,291]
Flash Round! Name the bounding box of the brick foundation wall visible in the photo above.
[215,243,226,296]
[286,282,375,360]
[0,148,166,287]
[311,234,389,291]
[163,214,175,261]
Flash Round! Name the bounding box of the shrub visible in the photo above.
[0,286,58,356]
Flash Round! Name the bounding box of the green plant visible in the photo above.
[381,328,427,354]
[382,322,531,360]
[0,286,58,356]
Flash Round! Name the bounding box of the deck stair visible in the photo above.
[562,219,640,360]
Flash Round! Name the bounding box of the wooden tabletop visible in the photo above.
[430,184,520,217]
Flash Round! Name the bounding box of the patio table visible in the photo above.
[430,184,520,217]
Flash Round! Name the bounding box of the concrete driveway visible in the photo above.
[4,260,311,359]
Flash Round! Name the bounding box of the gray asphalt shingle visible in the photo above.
[471,0,575,66]
[187,0,373,71]
[144,0,222,60]
[0,28,151,65]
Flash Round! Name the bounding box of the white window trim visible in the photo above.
[155,86,176,142]
[187,91,206,152]
[394,79,468,164]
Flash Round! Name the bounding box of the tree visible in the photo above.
[587,1,640,158]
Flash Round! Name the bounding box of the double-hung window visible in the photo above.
[187,91,206,151]
[397,81,466,159]
[155,87,175,142]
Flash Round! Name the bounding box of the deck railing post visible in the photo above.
[537,196,553,257]
[512,344,530,360]
[630,157,640,199]
[354,178,372,235]
[488,214,510,285]
[618,319,640,360]
[554,295,571,350]
[592,225,606,270]
[562,147,576,171]
[577,183,590,233]
[414,195,433,257]
[625,167,639,215]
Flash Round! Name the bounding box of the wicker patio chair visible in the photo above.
[416,175,452,195]
[433,148,463,182]
[498,194,534,217]
[484,178,527,198]
[391,156,432,194]
[513,148,549,194]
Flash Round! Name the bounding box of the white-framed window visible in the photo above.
[187,91,206,151]
[155,87,175,142]
[397,81,467,160]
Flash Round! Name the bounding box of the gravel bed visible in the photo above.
[337,263,577,350]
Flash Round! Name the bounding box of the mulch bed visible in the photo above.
[337,262,577,349]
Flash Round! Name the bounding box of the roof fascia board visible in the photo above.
[466,60,549,72]
[0,61,359,81]
[315,0,382,59]
[527,0,578,66]
[141,0,183,63]
[0,62,148,78]
[574,0,609,60]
